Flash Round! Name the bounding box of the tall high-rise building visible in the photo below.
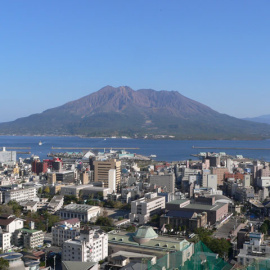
[93,159,121,191]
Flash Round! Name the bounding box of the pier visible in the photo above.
[192,146,270,150]
[51,147,140,150]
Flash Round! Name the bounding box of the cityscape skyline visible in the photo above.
[1,1,270,122]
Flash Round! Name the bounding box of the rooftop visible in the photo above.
[21,228,42,234]
[62,261,97,270]
[62,204,100,212]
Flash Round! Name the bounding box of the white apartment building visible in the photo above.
[13,228,44,249]
[0,228,11,252]
[52,224,80,246]
[238,232,270,266]
[58,204,101,222]
[257,177,270,188]
[129,192,165,224]
[3,187,37,203]
[47,195,64,214]
[62,228,108,263]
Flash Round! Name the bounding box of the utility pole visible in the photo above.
[54,255,56,270]
[46,218,49,232]
[45,252,47,267]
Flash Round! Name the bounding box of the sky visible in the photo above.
[0,1,269,122]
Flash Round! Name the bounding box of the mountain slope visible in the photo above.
[243,115,270,125]
[1,85,270,139]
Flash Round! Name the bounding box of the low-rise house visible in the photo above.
[0,214,24,233]
[22,200,38,213]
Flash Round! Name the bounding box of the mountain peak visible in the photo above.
[1,85,270,139]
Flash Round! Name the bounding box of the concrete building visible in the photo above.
[60,184,111,200]
[2,187,37,203]
[206,174,217,190]
[80,172,89,185]
[0,228,11,252]
[13,228,44,249]
[62,228,108,263]
[257,177,270,188]
[129,193,165,224]
[47,195,64,214]
[56,218,80,228]
[237,233,270,266]
[160,211,207,232]
[108,226,194,267]
[211,167,229,186]
[52,223,80,246]
[94,159,121,191]
[106,251,156,270]
[58,204,101,222]
[149,174,175,193]
[0,148,16,164]
[166,197,228,225]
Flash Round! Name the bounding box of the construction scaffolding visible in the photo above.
[147,240,270,270]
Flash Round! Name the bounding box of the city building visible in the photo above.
[160,211,207,232]
[149,174,175,193]
[94,159,121,191]
[237,232,270,266]
[2,187,37,203]
[60,184,111,200]
[52,223,80,246]
[166,197,228,225]
[31,160,48,175]
[0,228,11,252]
[47,195,64,214]
[106,251,156,270]
[13,228,44,249]
[58,204,101,222]
[0,147,16,164]
[129,192,166,224]
[62,228,108,263]
[108,226,194,267]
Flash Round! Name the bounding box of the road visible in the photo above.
[103,208,130,220]
[213,217,242,239]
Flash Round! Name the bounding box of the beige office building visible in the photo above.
[94,159,121,191]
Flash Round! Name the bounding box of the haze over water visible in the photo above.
[1,136,270,162]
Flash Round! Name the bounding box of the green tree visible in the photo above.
[0,257,9,270]
[126,225,136,232]
[44,186,50,194]
[95,216,113,227]
[260,223,268,234]
[7,200,22,217]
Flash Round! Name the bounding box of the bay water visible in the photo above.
[1,136,270,162]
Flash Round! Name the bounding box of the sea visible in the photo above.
[1,136,270,162]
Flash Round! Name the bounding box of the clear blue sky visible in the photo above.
[1,1,269,122]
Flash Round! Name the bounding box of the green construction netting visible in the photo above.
[147,241,232,270]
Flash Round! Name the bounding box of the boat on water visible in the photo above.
[149,154,157,158]
[38,141,42,146]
